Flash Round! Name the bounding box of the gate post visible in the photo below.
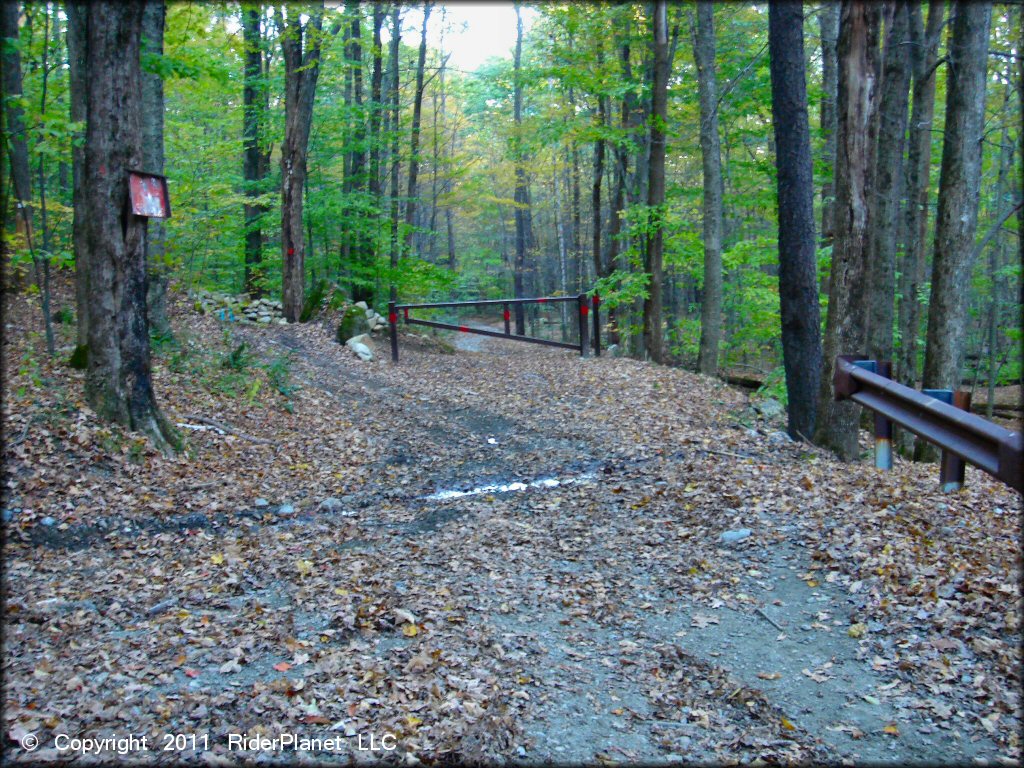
[388,301,399,362]
[578,293,590,357]
[592,293,601,357]
[503,303,511,336]
[941,391,971,492]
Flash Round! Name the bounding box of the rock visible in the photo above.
[40,516,56,526]
[768,430,793,444]
[756,398,785,419]
[318,498,344,513]
[254,498,269,507]
[355,301,369,311]
[2,509,14,523]
[346,333,371,348]
[719,528,752,543]
[277,503,295,516]
[337,305,370,344]
[350,342,373,362]
[258,315,272,324]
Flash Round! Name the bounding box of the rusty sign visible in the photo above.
[128,171,171,218]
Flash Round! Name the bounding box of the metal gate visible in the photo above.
[388,293,601,362]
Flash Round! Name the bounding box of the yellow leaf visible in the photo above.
[405,716,422,728]
[402,623,419,637]
[611,708,624,716]
[883,724,899,736]
[296,559,314,577]
[848,622,868,638]
[781,717,796,731]
[210,553,225,565]
[806,579,819,588]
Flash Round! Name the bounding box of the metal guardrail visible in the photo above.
[834,355,1022,492]
[388,293,601,362]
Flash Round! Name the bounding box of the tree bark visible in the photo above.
[642,0,669,364]
[388,4,400,301]
[242,4,268,298]
[512,1,528,334]
[1,1,32,253]
[920,3,992,403]
[403,2,431,256]
[896,0,943,393]
[865,2,911,364]
[814,0,882,460]
[72,1,177,452]
[142,0,171,340]
[819,1,839,254]
[66,1,89,359]
[280,4,328,323]
[769,1,822,442]
[694,1,723,376]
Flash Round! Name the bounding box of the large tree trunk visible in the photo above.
[865,2,911,364]
[919,2,992,419]
[642,0,669,364]
[1,2,32,262]
[896,0,943,394]
[819,1,839,254]
[769,0,822,443]
[814,0,882,460]
[693,1,723,376]
[403,2,431,256]
[72,2,177,452]
[242,4,267,299]
[280,5,328,323]
[512,2,529,334]
[142,0,171,340]
[591,79,606,285]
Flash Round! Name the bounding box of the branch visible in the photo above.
[180,414,277,446]
[971,199,1023,263]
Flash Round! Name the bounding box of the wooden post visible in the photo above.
[578,293,590,357]
[941,391,971,491]
[874,361,893,469]
[388,301,398,362]
[592,292,601,357]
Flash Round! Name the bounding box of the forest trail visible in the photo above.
[3,303,1020,764]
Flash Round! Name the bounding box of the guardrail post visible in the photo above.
[923,388,962,491]
[941,391,971,492]
[503,303,511,336]
[874,361,893,470]
[388,301,398,362]
[592,293,601,357]
[578,293,590,357]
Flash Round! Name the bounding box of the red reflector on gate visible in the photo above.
[538,298,547,303]
[592,294,600,307]
[459,325,469,333]
[581,306,589,316]
[388,313,397,324]
[503,310,510,322]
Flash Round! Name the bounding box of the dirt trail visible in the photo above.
[4,320,1016,765]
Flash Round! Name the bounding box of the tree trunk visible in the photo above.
[403,2,431,256]
[72,1,177,452]
[865,2,911,364]
[819,1,839,254]
[388,4,401,301]
[142,0,171,340]
[34,4,56,356]
[591,78,606,285]
[512,1,528,334]
[814,0,882,460]
[280,5,329,323]
[242,4,267,299]
[642,0,669,364]
[919,2,992,431]
[693,1,723,376]
[769,0,822,442]
[66,1,89,360]
[896,0,943,394]
[368,4,384,204]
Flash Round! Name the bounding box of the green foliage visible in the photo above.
[755,366,788,406]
